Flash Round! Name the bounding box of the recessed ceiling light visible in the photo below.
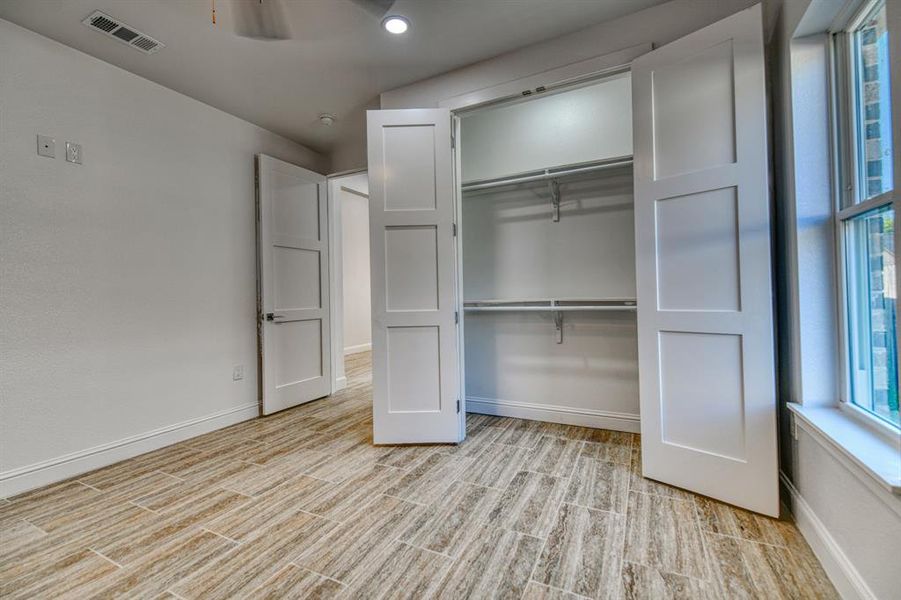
[382,15,409,35]
[319,114,337,127]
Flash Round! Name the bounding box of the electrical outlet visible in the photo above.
[232,365,244,381]
[37,135,55,158]
[66,142,83,164]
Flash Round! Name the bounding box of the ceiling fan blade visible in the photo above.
[348,0,396,20]
[233,0,292,41]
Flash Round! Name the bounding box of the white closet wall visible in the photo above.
[462,170,635,300]
[465,311,639,427]
[461,77,639,431]
[461,73,631,182]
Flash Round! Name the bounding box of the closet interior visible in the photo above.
[458,71,640,432]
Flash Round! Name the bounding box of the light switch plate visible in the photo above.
[37,135,55,158]
[66,142,83,164]
[233,365,244,381]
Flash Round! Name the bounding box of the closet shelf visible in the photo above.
[463,299,636,312]
[463,299,636,344]
[460,156,633,193]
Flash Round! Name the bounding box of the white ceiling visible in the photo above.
[0,0,667,155]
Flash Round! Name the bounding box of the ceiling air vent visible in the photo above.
[82,11,164,55]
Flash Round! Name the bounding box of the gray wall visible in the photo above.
[0,19,327,492]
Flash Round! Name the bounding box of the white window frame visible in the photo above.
[831,0,900,436]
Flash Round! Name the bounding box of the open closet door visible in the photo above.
[632,4,778,516]
[366,109,462,444]
[257,155,331,415]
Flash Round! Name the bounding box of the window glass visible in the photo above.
[844,205,899,427]
[853,2,893,201]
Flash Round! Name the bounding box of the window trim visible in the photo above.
[831,0,900,433]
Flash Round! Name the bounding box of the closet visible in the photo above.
[366,5,779,516]
[459,73,640,432]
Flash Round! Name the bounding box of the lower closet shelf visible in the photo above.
[462,299,636,344]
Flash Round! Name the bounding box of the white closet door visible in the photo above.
[367,109,462,444]
[632,4,778,516]
[257,154,331,415]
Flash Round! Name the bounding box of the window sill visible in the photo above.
[788,402,901,495]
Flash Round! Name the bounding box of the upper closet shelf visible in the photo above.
[460,155,633,193]
[463,299,636,312]
[462,156,633,222]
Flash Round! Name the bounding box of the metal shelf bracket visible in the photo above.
[548,179,560,222]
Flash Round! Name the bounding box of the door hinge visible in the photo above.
[452,222,457,237]
[451,133,455,149]
[455,311,459,324]
[456,399,461,413]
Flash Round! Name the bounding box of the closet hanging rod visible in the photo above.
[463,305,636,312]
[463,299,637,312]
[461,156,633,192]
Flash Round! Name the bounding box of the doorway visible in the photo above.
[328,171,372,393]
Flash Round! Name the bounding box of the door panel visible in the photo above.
[273,246,321,309]
[385,225,440,311]
[367,109,462,444]
[383,125,439,210]
[651,40,737,179]
[387,326,442,412]
[655,187,741,311]
[658,331,746,460]
[274,320,323,387]
[258,154,330,415]
[632,4,778,515]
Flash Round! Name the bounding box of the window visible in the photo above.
[835,0,899,429]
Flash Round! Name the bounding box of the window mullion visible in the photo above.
[837,190,894,220]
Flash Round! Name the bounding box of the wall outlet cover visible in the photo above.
[37,135,55,158]
[66,142,83,164]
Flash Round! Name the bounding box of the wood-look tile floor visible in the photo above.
[1,352,838,599]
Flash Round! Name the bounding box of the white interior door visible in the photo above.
[367,109,462,444]
[257,154,331,415]
[632,4,778,516]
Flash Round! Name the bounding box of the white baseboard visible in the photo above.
[0,403,259,498]
[780,472,876,600]
[333,375,348,393]
[344,343,371,356]
[466,396,640,433]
